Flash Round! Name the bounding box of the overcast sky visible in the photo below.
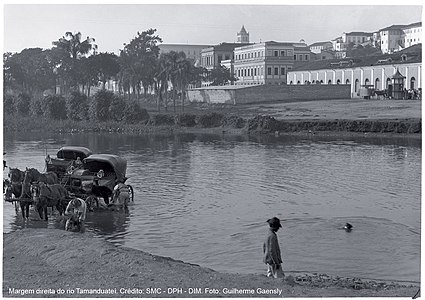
[3,2,423,54]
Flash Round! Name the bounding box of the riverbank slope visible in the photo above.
[3,228,419,298]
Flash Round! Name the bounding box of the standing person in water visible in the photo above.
[263,217,284,278]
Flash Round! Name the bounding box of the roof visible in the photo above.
[57,146,92,159]
[193,85,251,90]
[239,25,248,34]
[309,41,332,47]
[84,154,127,182]
[344,32,373,36]
[291,44,421,72]
[380,22,421,32]
[202,42,252,52]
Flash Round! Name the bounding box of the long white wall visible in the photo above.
[287,63,421,98]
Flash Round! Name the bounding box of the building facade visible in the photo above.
[233,41,312,85]
[200,42,251,71]
[159,44,210,66]
[342,32,373,45]
[379,22,422,54]
[309,41,333,54]
[286,45,422,98]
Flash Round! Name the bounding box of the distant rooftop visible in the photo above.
[291,44,421,72]
[380,21,422,32]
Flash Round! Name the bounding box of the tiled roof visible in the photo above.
[380,21,421,32]
[291,44,421,71]
[309,41,332,47]
[345,32,373,36]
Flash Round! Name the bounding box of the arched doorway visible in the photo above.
[410,77,416,90]
[297,80,300,84]
[346,79,350,85]
[365,78,370,85]
[375,78,380,89]
[386,78,391,89]
[328,79,332,84]
[337,79,341,85]
[355,79,360,93]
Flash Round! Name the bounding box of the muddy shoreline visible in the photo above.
[2,228,420,298]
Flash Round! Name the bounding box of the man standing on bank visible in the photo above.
[263,217,284,278]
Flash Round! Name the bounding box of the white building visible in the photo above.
[287,44,421,98]
[379,22,422,54]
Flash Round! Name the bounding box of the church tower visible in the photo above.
[237,26,249,43]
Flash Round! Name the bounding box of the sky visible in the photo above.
[2,2,424,55]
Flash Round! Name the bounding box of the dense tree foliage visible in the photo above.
[3,27,223,123]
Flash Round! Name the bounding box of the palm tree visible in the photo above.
[52,32,97,93]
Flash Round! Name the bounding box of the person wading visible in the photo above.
[263,217,284,278]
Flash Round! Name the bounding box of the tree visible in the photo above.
[3,49,56,95]
[66,91,89,121]
[119,29,162,101]
[90,52,120,89]
[52,32,97,92]
[208,65,236,86]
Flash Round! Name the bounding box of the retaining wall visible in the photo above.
[187,84,351,105]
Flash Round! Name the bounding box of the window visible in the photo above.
[328,80,332,84]
[274,67,278,75]
[281,67,286,75]
[280,50,285,56]
[337,79,341,85]
[294,55,297,60]
[244,69,247,77]
[254,68,257,76]
[238,69,240,77]
[305,55,308,60]
[267,67,272,76]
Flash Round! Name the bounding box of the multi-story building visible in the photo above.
[159,44,210,66]
[379,22,422,54]
[309,41,333,54]
[342,32,373,45]
[200,42,251,71]
[233,41,311,85]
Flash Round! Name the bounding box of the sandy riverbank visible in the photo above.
[2,228,420,298]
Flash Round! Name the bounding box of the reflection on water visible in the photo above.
[3,131,421,283]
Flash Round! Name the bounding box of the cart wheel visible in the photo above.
[127,185,134,202]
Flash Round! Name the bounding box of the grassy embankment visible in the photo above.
[3,101,422,136]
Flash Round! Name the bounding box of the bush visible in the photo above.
[66,91,89,121]
[89,90,115,122]
[3,94,16,115]
[29,95,44,117]
[16,93,31,116]
[175,113,196,127]
[42,95,67,120]
[221,115,246,128]
[196,112,224,128]
[109,96,126,122]
[150,114,175,126]
[123,102,150,124]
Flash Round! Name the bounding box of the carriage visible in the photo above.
[45,146,93,181]
[63,154,134,208]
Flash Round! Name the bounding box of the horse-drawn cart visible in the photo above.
[63,154,134,210]
[45,146,92,182]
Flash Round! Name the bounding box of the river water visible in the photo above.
[2,132,421,283]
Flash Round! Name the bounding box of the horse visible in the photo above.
[21,168,58,199]
[7,167,31,219]
[8,167,25,183]
[4,180,31,220]
[30,182,66,221]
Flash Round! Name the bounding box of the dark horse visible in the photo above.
[20,168,58,199]
[7,167,31,220]
[30,182,67,221]
[4,181,31,220]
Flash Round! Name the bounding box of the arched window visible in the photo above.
[290,81,293,85]
[410,77,416,90]
[346,79,350,85]
[312,80,315,84]
[386,78,391,89]
[337,79,341,84]
[365,78,370,85]
[320,80,323,84]
[375,78,380,89]
[328,79,332,84]
[355,79,359,93]
[297,81,300,84]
